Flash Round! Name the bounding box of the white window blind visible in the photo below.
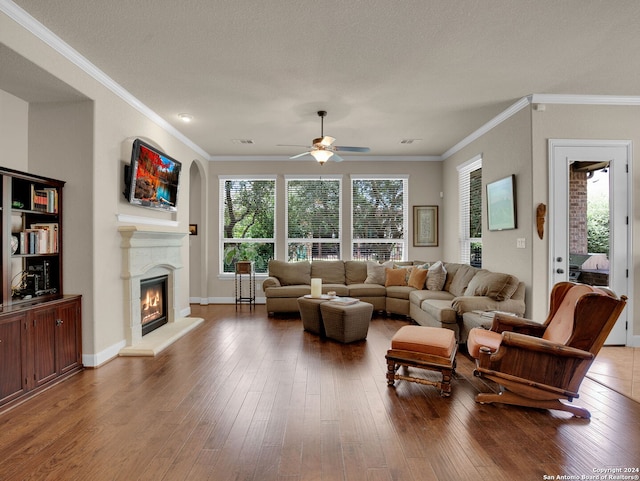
[286,177,341,261]
[219,177,275,273]
[457,156,482,265]
[351,176,408,262]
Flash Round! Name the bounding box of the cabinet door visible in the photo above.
[0,314,28,405]
[31,307,57,388]
[56,299,81,374]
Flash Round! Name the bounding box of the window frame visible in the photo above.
[219,175,276,275]
[350,175,409,262]
[285,175,343,262]
[457,155,483,265]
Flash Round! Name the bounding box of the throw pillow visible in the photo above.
[464,271,520,301]
[426,261,447,291]
[268,260,311,286]
[448,264,478,297]
[364,260,394,285]
[407,267,428,289]
[385,267,408,287]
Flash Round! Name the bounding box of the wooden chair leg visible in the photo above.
[386,359,397,386]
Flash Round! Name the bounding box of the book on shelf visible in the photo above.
[17,224,59,254]
[30,185,58,213]
[30,223,59,253]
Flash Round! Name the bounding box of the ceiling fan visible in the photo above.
[282,111,370,164]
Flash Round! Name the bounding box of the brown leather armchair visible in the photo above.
[467,282,627,418]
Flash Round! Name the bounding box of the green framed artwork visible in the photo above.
[487,175,517,231]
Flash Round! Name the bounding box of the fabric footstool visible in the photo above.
[320,301,373,343]
[386,325,457,397]
[297,296,330,336]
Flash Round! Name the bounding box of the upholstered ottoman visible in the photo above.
[297,296,330,336]
[386,325,457,397]
[320,300,373,343]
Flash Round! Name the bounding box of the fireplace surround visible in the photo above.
[118,225,202,355]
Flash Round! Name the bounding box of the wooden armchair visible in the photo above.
[467,282,627,418]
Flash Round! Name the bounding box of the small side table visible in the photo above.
[235,261,255,309]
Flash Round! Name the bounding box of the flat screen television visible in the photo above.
[124,139,182,212]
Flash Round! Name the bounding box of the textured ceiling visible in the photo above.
[6,0,640,159]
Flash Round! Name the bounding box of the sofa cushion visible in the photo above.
[407,267,428,290]
[264,284,311,298]
[364,260,394,284]
[268,260,311,286]
[347,283,387,297]
[386,285,415,300]
[385,267,408,287]
[448,264,479,297]
[420,299,458,324]
[410,289,455,305]
[311,260,346,284]
[464,270,520,301]
[426,261,447,291]
[345,261,367,284]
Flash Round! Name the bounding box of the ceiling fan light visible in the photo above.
[310,150,333,164]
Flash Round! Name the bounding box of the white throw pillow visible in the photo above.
[426,261,447,291]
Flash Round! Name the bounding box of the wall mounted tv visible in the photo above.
[124,139,182,212]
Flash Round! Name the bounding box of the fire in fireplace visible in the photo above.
[140,275,168,336]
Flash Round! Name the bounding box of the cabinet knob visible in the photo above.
[56,319,64,326]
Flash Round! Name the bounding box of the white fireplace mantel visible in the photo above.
[118,225,202,356]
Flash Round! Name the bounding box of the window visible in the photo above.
[220,177,275,273]
[351,176,408,261]
[457,156,482,266]
[286,177,341,261]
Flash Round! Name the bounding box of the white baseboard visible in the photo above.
[83,339,126,367]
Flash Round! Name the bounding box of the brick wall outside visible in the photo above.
[569,169,587,255]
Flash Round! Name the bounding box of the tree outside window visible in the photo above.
[352,178,407,262]
[221,178,275,273]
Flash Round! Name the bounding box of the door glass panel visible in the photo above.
[568,161,610,287]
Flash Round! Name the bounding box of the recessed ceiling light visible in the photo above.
[178,113,193,123]
[400,139,422,144]
[231,139,255,144]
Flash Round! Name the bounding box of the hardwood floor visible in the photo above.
[590,346,640,402]
[1,304,639,481]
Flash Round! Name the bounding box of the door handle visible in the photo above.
[56,319,64,326]
[556,268,564,274]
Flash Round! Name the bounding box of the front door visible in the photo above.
[548,140,630,345]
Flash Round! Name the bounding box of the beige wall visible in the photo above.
[206,160,443,301]
[442,107,534,315]
[531,103,640,341]
[0,89,28,169]
[1,12,208,365]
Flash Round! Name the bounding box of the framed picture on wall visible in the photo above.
[487,175,517,231]
[413,205,438,246]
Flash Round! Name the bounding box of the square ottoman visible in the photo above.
[385,325,457,397]
[297,296,330,336]
[320,300,373,343]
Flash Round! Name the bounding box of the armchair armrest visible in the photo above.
[262,276,282,289]
[491,314,546,337]
[477,331,595,397]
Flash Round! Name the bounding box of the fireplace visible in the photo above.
[140,275,168,336]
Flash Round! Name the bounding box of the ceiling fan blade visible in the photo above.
[318,136,335,147]
[290,151,311,160]
[334,146,370,153]
[332,153,344,162]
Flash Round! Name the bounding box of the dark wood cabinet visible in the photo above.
[0,313,28,405]
[0,166,82,410]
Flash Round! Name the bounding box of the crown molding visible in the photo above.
[441,96,532,160]
[531,93,640,106]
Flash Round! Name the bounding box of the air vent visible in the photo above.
[400,139,422,144]
[232,139,255,145]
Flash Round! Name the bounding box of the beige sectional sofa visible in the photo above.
[262,259,525,342]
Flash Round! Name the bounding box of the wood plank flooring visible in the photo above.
[1,304,639,481]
